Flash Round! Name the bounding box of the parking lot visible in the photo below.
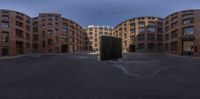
[0,52,200,99]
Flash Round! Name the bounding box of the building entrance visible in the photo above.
[183,41,194,56]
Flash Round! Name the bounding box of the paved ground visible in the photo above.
[0,52,200,99]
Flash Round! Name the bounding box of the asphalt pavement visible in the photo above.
[0,52,200,99]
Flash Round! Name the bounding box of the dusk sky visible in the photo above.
[0,0,200,27]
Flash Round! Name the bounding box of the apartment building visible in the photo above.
[85,25,114,51]
[113,16,163,53]
[1,9,200,57]
[164,9,200,56]
[0,9,32,56]
[32,13,84,53]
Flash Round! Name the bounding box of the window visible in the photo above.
[165,26,169,32]
[148,21,155,27]
[2,31,9,42]
[47,30,53,35]
[138,34,145,41]
[131,36,136,42]
[183,27,194,36]
[26,33,30,40]
[130,28,136,33]
[33,44,38,49]
[165,34,169,40]
[89,28,93,31]
[95,38,97,42]
[147,27,155,33]
[183,18,193,25]
[48,23,53,26]
[89,32,93,35]
[26,25,30,32]
[138,22,145,27]
[171,30,178,39]
[26,20,30,24]
[182,14,193,18]
[42,41,46,47]
[16,21,23,28]
[2,15,9,20]
[99,32,103,36]
[1,21,9,29]
[26,43,30,48]
[99,27,103,30]
[104,28,108,31]
[157,35,162,41]
[16,16,23,20]
[130,23,135,27]
[165,43,169,51]
[33,21,38,26]
[157,28,163,33]
[171,16,178,22]
[138,43,145,52]
[16,29,23,38]
[171,21,178,28]
[42,31,45,37]
[95,43,97,47]
[165,19,170,24]
[148,34,155,41]
[139,28,145,33]
[104,32,108,35]
[171,42,178,52]
[62,35,67,41]
[2,10,9,14]
[157,44,163,51]
[55,36,58,43]
[48,39,53,45]
[55,28,58,33]
[148,43,155,50]
[33,35,38,41]
[62,26,68,33]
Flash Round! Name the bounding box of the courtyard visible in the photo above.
[0,52,200,99]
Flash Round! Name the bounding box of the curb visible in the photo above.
[0,54,30,59]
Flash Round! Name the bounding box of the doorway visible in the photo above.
[61,45,68,53]
[129,45,135,52]
[2,48,8,56]
[183,41,194,56]
[16,41,24,55]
